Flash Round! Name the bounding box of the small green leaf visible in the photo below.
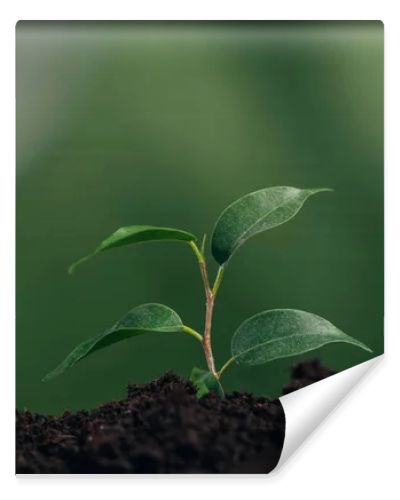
[189,367,225,398]
[69,225,196,274]
[43,304,184,382]
[231,309,372,366]
[211,186,332,265]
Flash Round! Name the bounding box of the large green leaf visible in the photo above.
[189,367,225,398]
[211,186,332,265]
[69,225,196,274]
[231,309,372,366]
[43,303,184,382]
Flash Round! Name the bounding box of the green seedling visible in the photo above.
[43,186,372,396]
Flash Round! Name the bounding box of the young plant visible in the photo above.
[43,186,372,396]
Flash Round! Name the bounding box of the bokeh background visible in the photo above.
[16,21,383,415]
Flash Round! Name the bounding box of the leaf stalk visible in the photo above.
[182,325,203,343]
[212,266,224,296]
[218,356,235,379]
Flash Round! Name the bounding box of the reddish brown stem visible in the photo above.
[198,260,217,375]
[189,242,219,377]
[203,289,216,375]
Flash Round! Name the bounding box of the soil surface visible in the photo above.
[282,359,336,395]
[16,359,335,474]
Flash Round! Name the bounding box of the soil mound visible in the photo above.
[16,359,333,473]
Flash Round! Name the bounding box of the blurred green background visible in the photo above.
[16,21,383,415]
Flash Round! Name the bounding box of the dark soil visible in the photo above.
[16,359,335,474]
[282,359,336,395]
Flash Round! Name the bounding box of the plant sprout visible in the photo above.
[43,186,372,396]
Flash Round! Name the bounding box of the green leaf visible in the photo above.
[189,367,225,398]
[231,309,372,366]
[43,304,184,382]
[69,225,196,274]
[211,186,332,265]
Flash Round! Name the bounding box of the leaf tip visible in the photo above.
[67,253,95,276]
[362,344,373,354]
[67,264,76,275]
[42,366,63,382]
[41,373,52,383]
[42,363,65,382]
[68,258,83,275]
[310,187,334,194]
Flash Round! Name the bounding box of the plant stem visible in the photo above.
[188,241,219,377]
[182,325,203,343]
[218,356,235,379]
[203,288,216,375]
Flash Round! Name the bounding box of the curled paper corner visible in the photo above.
[274,355,383,472]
